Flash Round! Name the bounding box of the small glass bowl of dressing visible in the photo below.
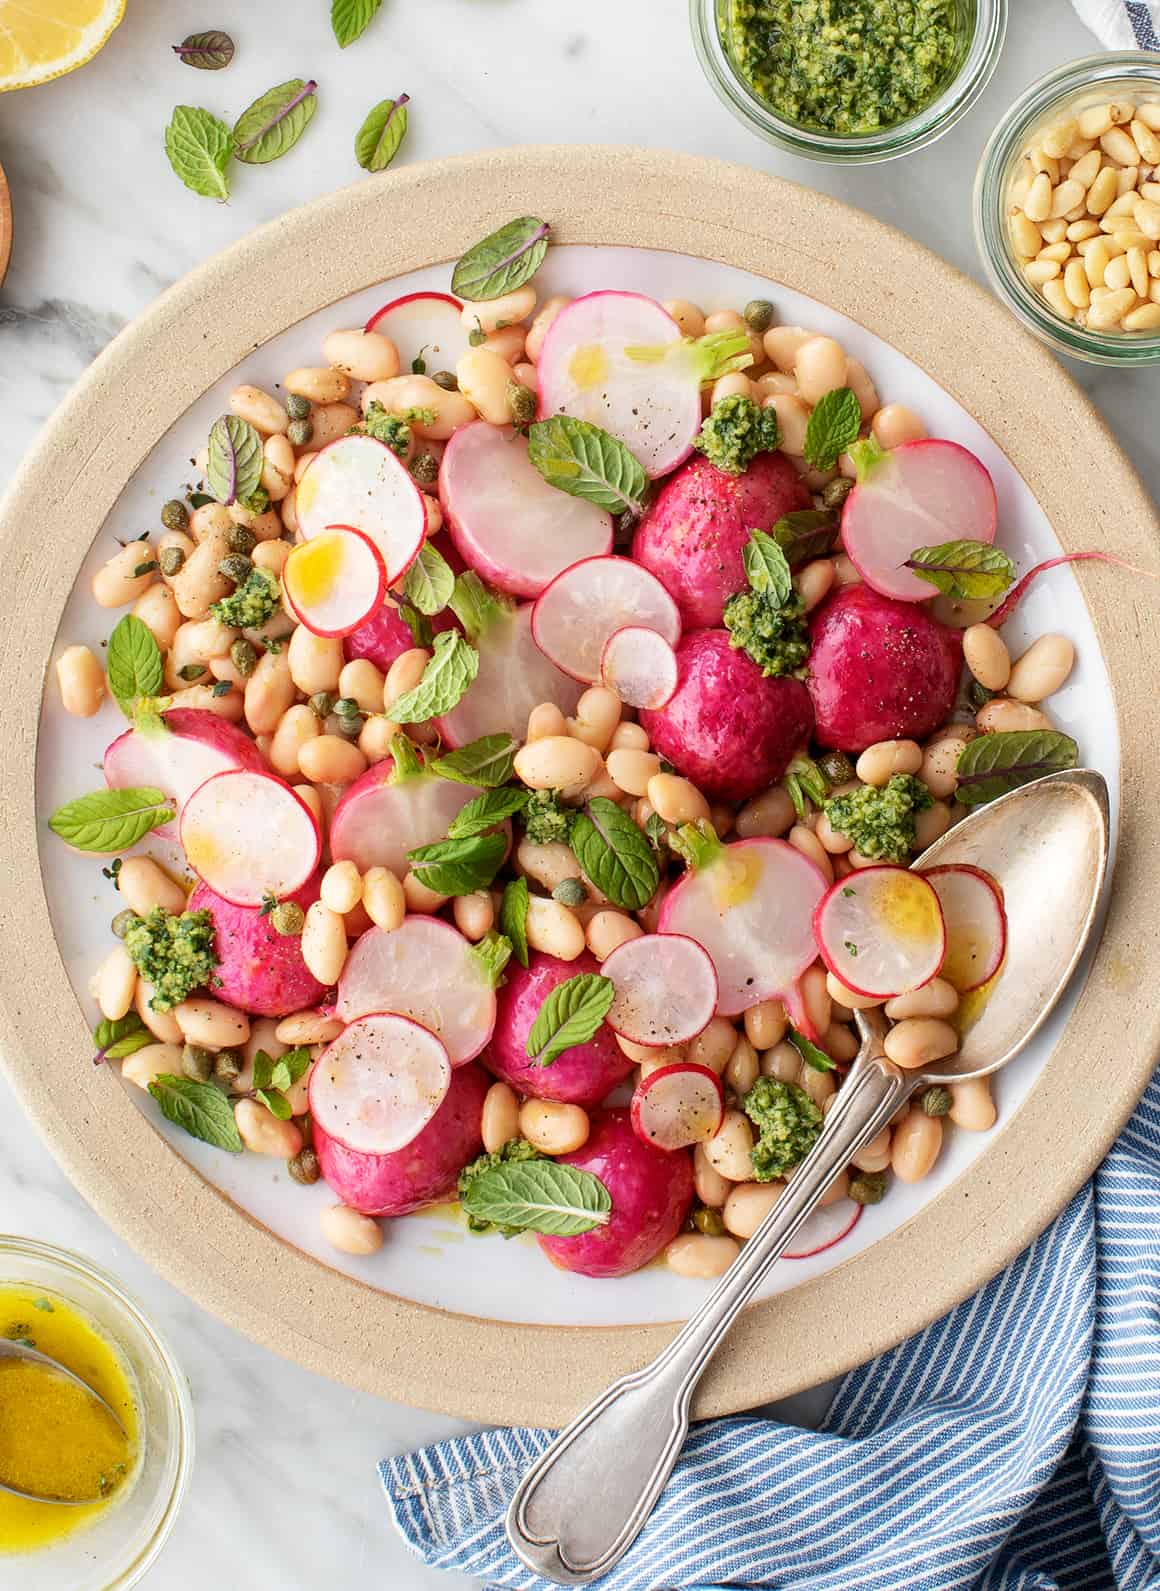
[0,1237,192,1591]
[974,54,1160,364]
[690,0,1008,164]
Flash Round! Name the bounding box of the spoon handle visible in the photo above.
[506,1037,914,1586]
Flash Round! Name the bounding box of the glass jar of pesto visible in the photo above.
[691,0,1007,164]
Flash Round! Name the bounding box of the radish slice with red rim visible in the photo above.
[600,625,678,709]
[308,1012,451,1156]
[336,915,497,1065]
[813,866,946,999]
[630,1062,725,1152]
[531,556,681,685]
[602,933,717,1047]
[363,290,473,371]
[296,434,427,586]
[104,708,266,839]
[436,602,582,748]
[180,769,320,907]
[841,439,998,603]
[783,1198,862,1260]
[440,422,612,599]
[281,525,386,638]
[921,864,1007,993]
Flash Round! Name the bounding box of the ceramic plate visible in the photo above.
[1,149,1157,1424]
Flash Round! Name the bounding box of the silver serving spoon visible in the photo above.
[507,768,1110,1586]
[0,1337,127,1505]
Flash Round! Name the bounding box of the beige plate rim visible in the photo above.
[0,147,1157,1426]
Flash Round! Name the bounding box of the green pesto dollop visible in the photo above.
[210,567,280,631]
[723,587,811,678]
[742,1077,823,1181]
[458,1138,544,1235]
[823,772,932,863]
[723,0,962,135]
[694,394,782,477]
[123,908,217,1012]
[521,789,574,847]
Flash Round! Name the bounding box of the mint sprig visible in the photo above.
[526,972,615,1068]
[803,387,862,470]
[165,106,233,199]
[388,631,480,723]
[49,787,174,853]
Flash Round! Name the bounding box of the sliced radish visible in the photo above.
[296,435,427,586]
[436,601,582,747]
[363,290,473,371]
[841,440,998,603]
[104,708,267,839]
[630,1063,725,1152]
[440,422,612,599]
[180,769,320,907]
[336,916,496,1066]
[659,837,825,1016]
[531,557,681,685]
[281,525,386,638]
[814,866,945,999]
[330,760,481,877]
[602,934,717,1047]
[920,864,1007,993]
[308,1012,451,1156]
[783,1199,862,1260]
[600,625,678,709]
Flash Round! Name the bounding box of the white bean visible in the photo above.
[320,1204,383,1254]
[56,645,105,716]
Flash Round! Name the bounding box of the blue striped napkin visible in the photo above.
[1072,0,1160,48]
[382,1068,1160,1589]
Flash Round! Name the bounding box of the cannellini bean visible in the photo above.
[320,860,363,915]
[527,702,568,742]
[362,376,474,441]
[359,715,400,763]
[763,325,812,371]
[724,1035,760,1094]
[96,945,137,1021]
[519,1098,589,1155]
[320,1204,382,1255]
[234,1098,303,1158]
[793,336,848,405]
[298,735,367,786]
[795,558,836,612]
[1006,634,1075,702]
[254,536,291,575]
[122,1042,184,1091]
[515,840,585,895]
[287,626,344,696]
[798,963,831,1038]
[647,773,710,826]
[891,1109,943,1182]
[798,1061,836,1109]
[722,1181,782,1239]
[304,402,361,451]
[481,1082,521,1154]
[884,1017,958,1069]
[617,1035,684,1067]
[188,502,233,542]
[276,1009,344,1045]
[606,748,661,797]
[568,686,622,752]
[609,720,649,752]
[688,1015,738,1075]
[175,998,250,1050]
[871,403,926,449]
[825,972,882,1012]
[693,1143,731,1207]
[261,433,295,500]
[765,394,810,456]
[484,325,527,364]
[855,739,922,787]
[301,900,348,985]
[362,866,406,932]
[662,298,706,337]
[976,698,1054,734]
[134,980,183,1045]
[736,785,795,839]
[453,891,495,942]
[338,658,385,714]
[403,871,449,914]
[244,649,295,736]
[456,347,516,426]
[118,856,186,916]
[962,623,1011,691]
[322,326,400,382]
[586,910,643,962]
[56,645,105,716]
[949,1076,997,1131]
[844,357,880,420]
[852,1125,892,1173]
[269,704,320,777]
[284,365,352,405]
[743,999,787,1050]
[525,896,586,961]
[666,1233,740,1278]
[382,647,431,714]
[229,385,288,435]
[920,731,973,801]
[293,783,324,830]
[172,531,232,619]
[913,800,951,851]
[884,978,959,1020]
[92,541,158,608]
[133,581,182,650]
[787,824,833,884]
[525,295,571,361]
[815,812,853,854]
[461,284,537,337]
[703,1109,756,1182]
[514,736,601,796]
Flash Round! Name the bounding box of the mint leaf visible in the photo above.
[459,1158,611,1236]
[164,105,232,199]
[771,509,839,567]
[955,731,1078,806]
[401,606,434,648]
[527,417,647,518]
[804,387,862,470]
[499,877,530,969]
[255,1088,292,1120]
[106,613,164,715]
[430,733,518,788]
[332,0,383,47]
[905,540,1018,602]
[407,834,507,896]
[447,571,505,642]
[451,215,550,302]
[251,1049,275,1091]
[172,31,234,69]
[401,540,454,616]
[526,972,615,1067]
[148,1075,243,1152]
[269,1047,311,1092]
[233,79,317,165]
[49,787,174,853]
[355,93,410,173]
[388,631,479,723]
[570,798,660,912]
[788,1026,836,1073]
[448,787,531,838]
[742,529,793,605]
[206,415,263,506]
[93,1014,152,1064]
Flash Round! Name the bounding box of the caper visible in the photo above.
[332,713,363,741]
[230,638,258,678]
[821,476,854,511]
[552,878,588,907]
[227,526,257,556]
[692,1206,726,1237]
[213,1048,243,1085]
[110,908,138,940]
[848,1169,887,1206]
[285,394,311,421]
[160,498,190,533]
[921,1085,952,1118]
[308,691,335,719]
[218,553,253,585]
[288,1147,321,1185]
[181,1043,215,1083]
[744,298,775,334]
[431,370,458,391]
[468,325,487,348]
[158,545,186,577]
[506,381,537,428]
[287,418,314,447]
[177,663,206,682]
[818,750,855,789]
[269,901,305,937]
[410,453,439,486]
[967,679,996,710]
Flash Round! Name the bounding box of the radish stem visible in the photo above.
[986,551,1159,628]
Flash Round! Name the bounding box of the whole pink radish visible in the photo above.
[188,876,328,1018]
[807,584,962,752]
[632,451,811,629]
[639,628,814,803]
[342,598,417,674]
[313,1059,489,1217]
[486,952,634,1106]
[104,708,266,837]
[537,1109,694,1278]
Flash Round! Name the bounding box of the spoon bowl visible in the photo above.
[0,1338,127,1506]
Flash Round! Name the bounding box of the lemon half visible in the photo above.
[0,0,125,93]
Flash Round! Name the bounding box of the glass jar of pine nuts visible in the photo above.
[975,54,1160,364]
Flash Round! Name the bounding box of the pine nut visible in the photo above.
[1130,118,1160,164]
[1066,218,1101,241]
[1077,103,1115,139]
[1124,301,1160,329]
[1049,178,1084,218]
[1085,286,1138,329]
[1039,217,1068,245]
[1024,259,1061,286]
[1064,258,1092,307]
[1068,149,1103,189]
[1133,199,1160,240]
[1023,171,1053,222]
[1104,254,1132,291]
[1041,118,1077,159]
[1029,149,1060,181]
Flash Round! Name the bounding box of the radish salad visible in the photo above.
[52,214,1103,1281]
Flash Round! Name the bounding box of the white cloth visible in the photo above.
[1070,0,1160,47]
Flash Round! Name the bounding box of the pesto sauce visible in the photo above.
[724,0,963,135]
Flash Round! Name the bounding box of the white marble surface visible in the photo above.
[0,2,1156,1587]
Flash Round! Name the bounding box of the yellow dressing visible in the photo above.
[294,464,320,518]
[956,965,1004,1038]
[568,344,609,391]
[0,1287,137,1554]
[288,533,343,605]
[181,823,220,878]
[873,872,943,945]
[712,849,761,911]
